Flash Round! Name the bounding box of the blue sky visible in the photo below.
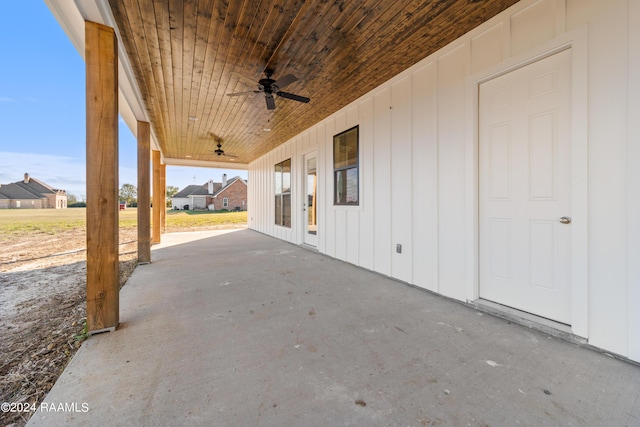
[0,2,246,199]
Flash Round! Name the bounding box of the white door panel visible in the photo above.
[479,49,572,324]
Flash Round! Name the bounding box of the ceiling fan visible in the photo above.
[208,135,237,159]
[227,70,310,110]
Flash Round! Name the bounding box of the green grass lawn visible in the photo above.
[165,209,247,228]
[0,208,88,235]
[0,208,247,237]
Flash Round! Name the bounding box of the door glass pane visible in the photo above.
[307,157,317,235]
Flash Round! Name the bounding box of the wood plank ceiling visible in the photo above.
[108,0,520,166]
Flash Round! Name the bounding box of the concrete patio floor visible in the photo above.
[28,229,640,426]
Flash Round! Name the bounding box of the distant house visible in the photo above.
[0,173,67,209]
[172,174,247,211]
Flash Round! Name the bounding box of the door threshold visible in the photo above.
[468,299,586,345]
[300,243,319,252]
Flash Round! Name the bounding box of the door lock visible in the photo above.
[560,217,571,224]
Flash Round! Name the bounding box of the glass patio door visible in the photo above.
[303,152,318,246]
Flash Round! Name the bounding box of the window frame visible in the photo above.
[223,197,228,208]
[333,125,359,206]
[274,158,292,227]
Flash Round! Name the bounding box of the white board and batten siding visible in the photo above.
[248,0,640,363]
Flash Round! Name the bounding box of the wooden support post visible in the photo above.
[137,121,151,263]
[152,150,161,244]
[160,163,166,234]
[85,21,119,333]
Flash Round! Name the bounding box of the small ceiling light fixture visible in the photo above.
[263,118,272,132]
[185,155,192,158]
[188,116,198,121]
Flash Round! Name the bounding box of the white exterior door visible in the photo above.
[303,152,318,246]
[479,49,572,324]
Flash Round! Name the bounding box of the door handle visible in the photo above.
[560,216,571,224]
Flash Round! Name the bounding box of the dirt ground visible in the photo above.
[0,224,244,427]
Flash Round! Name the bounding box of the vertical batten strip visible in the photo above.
[85,21,119,333]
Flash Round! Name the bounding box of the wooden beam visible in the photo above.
[137,121,151,263]
[160,163,166,234]
[152,150,161,244]
[85,21,119,333]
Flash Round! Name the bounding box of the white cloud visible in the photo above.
[0,96,16,103]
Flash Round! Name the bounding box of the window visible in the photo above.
[334,126,359,205]
[223,198,228,208]
[275,159,291,227]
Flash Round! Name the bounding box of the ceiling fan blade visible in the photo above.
[276,91,310,103]
[231,71,258,87]
[273,74,297,89]
[227,91,259,96]
[265,94,276,110]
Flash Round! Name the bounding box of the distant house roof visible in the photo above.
[173,184,205,198]
[191,183,222,196]
[212,183,223,194]
[173,177,245,199]
[14,176,61,195]
[0,174,67,200]
[0,182,43,200]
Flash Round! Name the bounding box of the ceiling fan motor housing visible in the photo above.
[259,77,276,94]
[227,71,309,110]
